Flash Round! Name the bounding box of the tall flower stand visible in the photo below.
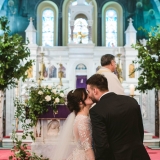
[31,105,75,159]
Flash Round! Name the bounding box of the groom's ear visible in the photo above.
[93,88,98,95]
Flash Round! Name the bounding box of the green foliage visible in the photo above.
[9,84,66,159]
[132,25,160,92]
[0,16,34,91]
[27,84,66,126]
[9,98,49,160]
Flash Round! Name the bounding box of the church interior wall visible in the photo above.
[0,0,159,136]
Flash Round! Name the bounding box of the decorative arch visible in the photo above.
[72,11,91,20]
[37,1,58,46]
[102,2,123,46]
[62,0,97,46]
[76,63,87,70]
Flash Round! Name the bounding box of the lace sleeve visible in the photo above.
[77,116,95,160]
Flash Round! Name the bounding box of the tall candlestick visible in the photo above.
[40,53,44,79]
[41,63,44,77]
[130,84,135,96]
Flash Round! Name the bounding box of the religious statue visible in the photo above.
[43,63,48,78]
[27,66,33,78]
[47,120,60,136]
[129,64,135,78]
[75,32,87,43]
[58,63,64,86]
[49,65,57,78]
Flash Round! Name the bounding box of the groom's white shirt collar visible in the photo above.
[90,91,110,110]
[99,91,110,100]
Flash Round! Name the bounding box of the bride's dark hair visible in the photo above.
[67,88,88,115]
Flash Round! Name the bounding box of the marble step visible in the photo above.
[9,132,32,140]
[144,133,154,140]
[143,139,160,147]
[2,138,32,148]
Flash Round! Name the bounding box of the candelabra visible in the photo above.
[116,53,123,83]
[58,63,64,86]
[37,52,44,86]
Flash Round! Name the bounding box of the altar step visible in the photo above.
[143,133,160,148]
[2,138,32,148]
[2,132,33,148]
[1,132,159,148]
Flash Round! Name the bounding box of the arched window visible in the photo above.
[106,9,117,47]
[63,0,97,46]
[102,2,123,46]
[42,9,54,46]
[37,1,58,46]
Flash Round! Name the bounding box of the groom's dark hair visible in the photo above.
[86,74,109,91]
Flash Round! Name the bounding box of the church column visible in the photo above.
[58,11,62,46]
[70,26,74,42]
[87,20,93,43]
[97,13,102,46]
[70,20,74,43]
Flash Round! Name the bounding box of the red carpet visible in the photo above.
[0,147,160,160]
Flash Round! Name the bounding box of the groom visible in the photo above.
[86,74,150,160]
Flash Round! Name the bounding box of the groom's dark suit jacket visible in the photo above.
[89,92,150,160]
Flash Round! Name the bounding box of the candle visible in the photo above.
[130,84,135,95]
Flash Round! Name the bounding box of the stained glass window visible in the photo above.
[42,9,54,46]
[106,9,117,47]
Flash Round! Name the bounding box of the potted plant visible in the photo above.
[132,25,160,138]
[0,16,33,142]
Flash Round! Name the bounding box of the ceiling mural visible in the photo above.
[0,0,159,44]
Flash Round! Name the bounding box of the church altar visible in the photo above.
[31,105,73,160]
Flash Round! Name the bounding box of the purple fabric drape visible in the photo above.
[38,105,70,118]
[76,75,87,89]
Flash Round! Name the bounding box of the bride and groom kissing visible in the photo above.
[53,74,150,160]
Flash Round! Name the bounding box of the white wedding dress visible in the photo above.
[52,113,95,160]
[66,114,95,160]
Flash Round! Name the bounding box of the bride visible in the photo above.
[53,88,95,160]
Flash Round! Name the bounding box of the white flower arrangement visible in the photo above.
[27,85,66,114]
